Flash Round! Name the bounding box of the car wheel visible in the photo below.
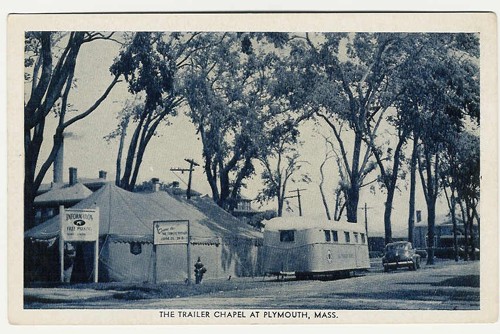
[410,261,416,271]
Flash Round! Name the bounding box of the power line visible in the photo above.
[170,158,199,200]
[285,188,307,216]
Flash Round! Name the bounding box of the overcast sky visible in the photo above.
[35,33,453,237]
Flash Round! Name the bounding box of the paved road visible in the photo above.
[27,260,479,310]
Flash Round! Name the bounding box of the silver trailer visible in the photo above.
[263,217,370,279]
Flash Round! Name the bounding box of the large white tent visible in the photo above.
[25,183,263,283]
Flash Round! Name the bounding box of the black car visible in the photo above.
[382,241,421,272]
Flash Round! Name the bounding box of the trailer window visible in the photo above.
[344,231,350,243]
[324,230,331,242]
[332,230,338,242]
[361,233,366,244]
[280,230,295,242]
[354,232,359,243]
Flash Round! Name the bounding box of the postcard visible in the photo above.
[7,12,498,325]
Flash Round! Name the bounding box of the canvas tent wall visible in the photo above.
[25,183,263,283]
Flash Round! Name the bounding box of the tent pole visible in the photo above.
[59,205,65,283]
[93,207,100,283]
[153,244,157,284]
[94,240,99,283]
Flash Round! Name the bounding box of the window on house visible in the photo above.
[332,230,338,242]
[344,231,351,243]
[354,232,359,243]
[280,230,295,242]
[324,230,331,242]
[361,233,366,244]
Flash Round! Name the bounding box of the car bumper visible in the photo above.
[383,260,413,266]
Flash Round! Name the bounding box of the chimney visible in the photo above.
[69,167,78,186]
[151,177,160,192]
[53,137,64,183]
[99,170,107,180]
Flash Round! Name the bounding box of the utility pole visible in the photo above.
[170,158,199,199]
[359,203,373,250]
[285,188,307,216]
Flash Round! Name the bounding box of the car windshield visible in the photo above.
[386,243,409,251]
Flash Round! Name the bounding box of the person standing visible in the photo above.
[194,257,206,284]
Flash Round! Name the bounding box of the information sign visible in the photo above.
[62,208,99,241]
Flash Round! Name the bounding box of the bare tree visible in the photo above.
[24,31,121,229]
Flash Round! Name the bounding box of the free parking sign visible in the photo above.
[62,208,99,241]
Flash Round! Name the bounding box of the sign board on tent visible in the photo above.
[62,208,99,241]
[153,220,189,245]
[59,207,100,283]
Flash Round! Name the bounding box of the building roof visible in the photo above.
[37,178,109,195]
[77,177,109,191]
[163,186,202,198]
[414,214,465,228]
[34,182,93,206]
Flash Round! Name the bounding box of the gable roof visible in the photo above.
[34,182,93,206]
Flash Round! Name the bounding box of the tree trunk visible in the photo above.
[426,199,436,265]
[407,136,418,244]
[218,167,231,209]
[24,119,46,230]
[381,134,405,245]
[384,188,395,245]
[319,157,331,220]
[450,193,459,262]
[277,186,285,217]
[204,156,220,204]
[115,118,129,186]
[459,200,469,261]
[346,132,362,223]
[346,186,359,223]
[466,200,476,261]
[319,186,331,220]
[120,116,145,190]
[444,184,460,262]
[472,202,480,249]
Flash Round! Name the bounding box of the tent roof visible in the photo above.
[34,182,93,206]
[181,195,263,239]
[26,184,262,242]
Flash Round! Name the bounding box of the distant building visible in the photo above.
[34,167,96,225]
[413,214,479,250]
[232,196,258,217]
[37,169,109,196]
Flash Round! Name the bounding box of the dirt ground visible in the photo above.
[24,259,480,310]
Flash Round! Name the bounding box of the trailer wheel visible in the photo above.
[295,273,305,280]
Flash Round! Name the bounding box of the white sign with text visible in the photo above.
[62,208,99,242]
[153,220,189,245]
